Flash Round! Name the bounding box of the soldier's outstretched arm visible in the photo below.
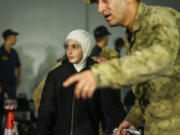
[91,17,179,88]
[63,12,179,99]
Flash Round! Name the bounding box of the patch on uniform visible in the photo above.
[1,56,9,61]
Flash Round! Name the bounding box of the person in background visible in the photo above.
[0,28,21,134]
[91,25,119,64]
[91,25,111,57]
[114,38,126,57]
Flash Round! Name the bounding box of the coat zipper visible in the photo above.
[70,93,75,135]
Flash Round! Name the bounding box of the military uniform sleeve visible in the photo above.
[125,99,144,128]
[91,13,179,88]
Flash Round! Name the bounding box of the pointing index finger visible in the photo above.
[63,74,80,87]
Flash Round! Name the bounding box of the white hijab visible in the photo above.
[66,29,95,72]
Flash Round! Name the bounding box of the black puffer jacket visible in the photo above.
[36,58,126,135]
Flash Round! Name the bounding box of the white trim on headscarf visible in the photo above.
[66,29,95,72]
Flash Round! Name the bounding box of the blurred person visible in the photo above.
[35,29,126,135]
[63,0,180,135]
[91,25,111,57]
[0,29,21,133]
[91,25,119,64]
[0,29,21,98]
[114,38,126,57]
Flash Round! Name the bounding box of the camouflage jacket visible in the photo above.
[100,48,119,59]
[91,2,180,135]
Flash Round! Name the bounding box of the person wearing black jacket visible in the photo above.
[36,29,126,135]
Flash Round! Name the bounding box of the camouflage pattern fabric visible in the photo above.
[100,48,119,60]
[33,61,62,111]
[91,2,180,135]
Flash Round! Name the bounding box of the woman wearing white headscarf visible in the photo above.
[65,29,95,72]
[35,29,126,135]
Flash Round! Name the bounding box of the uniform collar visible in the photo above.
[95,45,102,51]
[1,44,12,54]
[133,2,146,32]
[0,45,7,53]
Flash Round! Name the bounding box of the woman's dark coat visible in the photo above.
[36,58,126,135]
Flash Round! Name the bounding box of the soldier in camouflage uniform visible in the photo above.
[63,0,180,135]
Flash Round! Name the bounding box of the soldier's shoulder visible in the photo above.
[146,5,179,26]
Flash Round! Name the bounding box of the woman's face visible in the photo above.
[66,40,83,64]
